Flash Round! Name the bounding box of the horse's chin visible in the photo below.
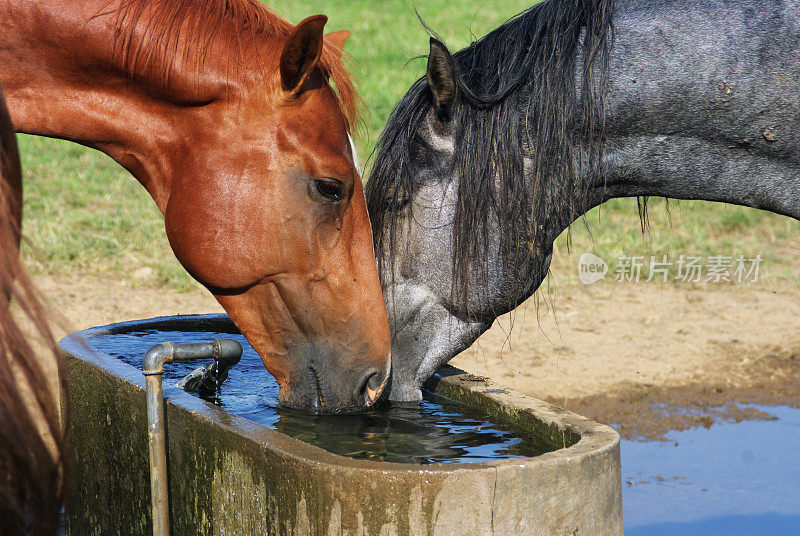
[383,343,425,402]
[384,282,491,402]
[385,377,424,403]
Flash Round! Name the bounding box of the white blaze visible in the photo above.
[347,134,361,175]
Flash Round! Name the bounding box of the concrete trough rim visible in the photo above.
[59,313,619,475]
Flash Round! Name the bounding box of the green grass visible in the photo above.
[19,135,197,290]
[554,198,799,285]
[17,0,800,290]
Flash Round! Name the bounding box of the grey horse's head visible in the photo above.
[366,38,551,401]
[366,1,612,401]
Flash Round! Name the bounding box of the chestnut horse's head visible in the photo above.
[139,13,391,412]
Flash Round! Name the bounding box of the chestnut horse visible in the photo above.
[0,84,63,535]
[0,0,391,412]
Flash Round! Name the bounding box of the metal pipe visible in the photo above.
[174,340,243,393]
[143,339,243,536]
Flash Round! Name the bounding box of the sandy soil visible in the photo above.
[34,273,223,330]
[452,277,800,439]
[34,271,800,441]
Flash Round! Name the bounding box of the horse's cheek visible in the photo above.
[163,199,258,290]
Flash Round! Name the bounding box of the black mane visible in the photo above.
[367,0,614,312]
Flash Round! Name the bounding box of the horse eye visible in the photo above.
[385,195,411,212]
[382,184,411,212]
[314,179,343,202]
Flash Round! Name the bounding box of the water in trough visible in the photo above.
[89,329,548,464]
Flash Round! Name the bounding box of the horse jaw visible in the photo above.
[384,281,490,401]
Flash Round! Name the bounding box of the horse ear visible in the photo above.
[426,38,457,121]
[280,15,327,93]
[326,30,350,58]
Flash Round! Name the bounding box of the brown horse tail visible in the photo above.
[0,86,65,536]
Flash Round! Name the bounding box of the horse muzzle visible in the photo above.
[278,354,391,413]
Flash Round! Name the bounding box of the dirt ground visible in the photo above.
[35,271,800,441]
[453,277,800,440]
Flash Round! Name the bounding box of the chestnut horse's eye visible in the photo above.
[313,178,344,202]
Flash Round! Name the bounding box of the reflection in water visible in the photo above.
[274,398,543,464]
[90,329,550,464]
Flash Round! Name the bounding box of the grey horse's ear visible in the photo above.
[426,38,457,121]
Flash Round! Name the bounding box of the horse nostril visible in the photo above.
[358,369,386,406]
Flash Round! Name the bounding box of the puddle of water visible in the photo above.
[622,405,800,535]
[89,329,551,464]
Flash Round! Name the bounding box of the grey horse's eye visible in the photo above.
[383,183,410,212]
[385,195,410,212]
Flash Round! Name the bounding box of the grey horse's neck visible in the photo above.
[520,0,800,299]
[598,134,800,220]
[578,0,800,230]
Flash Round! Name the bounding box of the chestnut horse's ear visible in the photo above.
[426,38,457,121]
[325,30,350,58]
[280,15,327,93]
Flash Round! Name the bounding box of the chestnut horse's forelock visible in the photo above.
[106,0,361,129]
[0,92,65,535]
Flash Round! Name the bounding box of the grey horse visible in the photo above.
[366,0,800,401]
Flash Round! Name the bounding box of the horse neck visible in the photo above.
[596,138,800,224]
[0,0,237,212]
[584,0,800,223]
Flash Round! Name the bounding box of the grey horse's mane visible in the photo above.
[367,0,614,313]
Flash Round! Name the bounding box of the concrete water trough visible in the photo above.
[60,314,622,535]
